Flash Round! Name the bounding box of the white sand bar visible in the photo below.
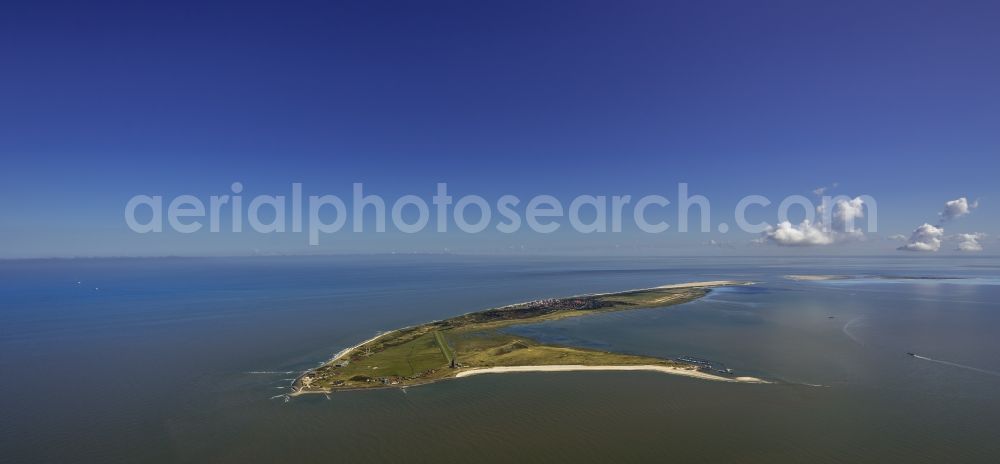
[655,280,751,289]
[783,275,852,281]
[455,364,769,383]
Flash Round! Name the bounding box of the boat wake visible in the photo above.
[911,354,1000,378]
[842,317,867,346]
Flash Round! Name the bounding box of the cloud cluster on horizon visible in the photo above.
[897,223,944,252]
[760,197,866,246]
[898,197,985,252]
[954,232,987,252]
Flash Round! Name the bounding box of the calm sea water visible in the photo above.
[1,255,998,463]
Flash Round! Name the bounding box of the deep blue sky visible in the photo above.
[1,0,997,257]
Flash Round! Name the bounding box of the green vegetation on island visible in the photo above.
[294,281,753,393]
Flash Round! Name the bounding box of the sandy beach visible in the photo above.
[655,280,751,289]
[455,364,769,383]
[329,331,394,363]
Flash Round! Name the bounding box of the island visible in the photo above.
[292,280,767,395]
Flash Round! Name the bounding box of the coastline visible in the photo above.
[328,331,395,364]
[655,280,750,289]
[314,280,751,367]
[454,364,769,383]
[321,281,750,361]
[294,280,766,393]
[291,364,768,395]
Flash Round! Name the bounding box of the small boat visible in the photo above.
[906,352,916,357]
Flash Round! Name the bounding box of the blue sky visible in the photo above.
[1,0,997,257]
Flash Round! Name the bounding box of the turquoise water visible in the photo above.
[1,256,998,462]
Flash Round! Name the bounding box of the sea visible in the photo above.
[1,255,998,463]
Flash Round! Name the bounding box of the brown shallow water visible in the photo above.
[168,373,999,463]
[2,255,998,463]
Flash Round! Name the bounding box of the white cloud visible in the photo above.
[953,233,987,252]
[811,182,839,197]
[888,234,907,241]
[897,223,944,252]
[831,197,865,236]
[940,197,978,222]
[762,220,835,246]
[762,197,867,246]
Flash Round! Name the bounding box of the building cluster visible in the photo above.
[510,297,614,312]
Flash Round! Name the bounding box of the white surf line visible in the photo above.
[912,355,1000,377]
[328,331,392,363]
